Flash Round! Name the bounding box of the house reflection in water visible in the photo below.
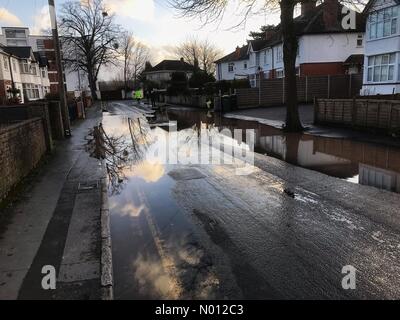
[167,108,400,193]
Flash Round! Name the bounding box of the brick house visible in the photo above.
[215,0,366,87]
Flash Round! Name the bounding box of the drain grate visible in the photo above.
[77,180,100,192]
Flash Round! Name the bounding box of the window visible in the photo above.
[357,34,363,47]
[30,65,37,75]
[36,39,45,51]
[368,6,398,39]
[19,60,29,73]
[23,83,40,100]
[12,60,16,72]
[228,63,234,72]
[276,69,284,78]
[3,56,9,71]
[276,47,283,62]
[41,69,46,78]
[256,53,260,67]
[367,53,396,82]
[5,29,26,39]
[263,52,267,65]
[243,61,247,69]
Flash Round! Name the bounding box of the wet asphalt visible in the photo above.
[104,101,400,300]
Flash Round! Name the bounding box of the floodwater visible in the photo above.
[165,107,400,193]
[101,102,400,300]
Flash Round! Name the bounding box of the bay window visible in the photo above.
[367,53,396,82]
[368,6,398,39]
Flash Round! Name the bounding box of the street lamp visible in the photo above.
[68,33,82,102]
[48,0,71,137]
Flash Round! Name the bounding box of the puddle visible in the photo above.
[166,107,400,194]
[98,102,400,300]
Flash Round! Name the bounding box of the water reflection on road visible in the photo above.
[166,108,400,193]
[101,102,400,300]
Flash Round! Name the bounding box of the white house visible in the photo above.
[361,0,400,95]
[0,46,50,104]
[216,0,366,87]
[0,27,90,96]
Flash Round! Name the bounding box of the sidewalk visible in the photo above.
[225,104,400,148]
[0,104,110,300]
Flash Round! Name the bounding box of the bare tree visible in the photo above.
[118,32,151,98]
[169,0,365,132]
[59,0,121,99]
[175,37,222,75]
[131,42,151,89]
[118,31,135,99]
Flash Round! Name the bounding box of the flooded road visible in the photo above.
[101,101,400,300]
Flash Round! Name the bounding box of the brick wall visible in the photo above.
[236,74,363,108]
[300,63,345,76]
[0,118,47,201]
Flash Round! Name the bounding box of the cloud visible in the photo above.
[0,8,22,26]
[31,5,51,35]
[104,0,155,22]
[119,203,146,217]
[131,161,165,183]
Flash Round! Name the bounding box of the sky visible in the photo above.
[0,0,283,79]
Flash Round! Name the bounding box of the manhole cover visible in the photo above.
[78,180,100,192]
[168,168,206,181]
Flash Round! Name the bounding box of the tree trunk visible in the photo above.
[124,59,128,99]
[280,0,303,132]
[88,70,98,101]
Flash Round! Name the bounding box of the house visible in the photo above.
[143,59,195,88]
[361,0,400,95]
[0,26,89,96]
[215,45,250,81]
[0,46,50,104]
[215,0,366,87]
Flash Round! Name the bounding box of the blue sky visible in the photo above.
[0,0,282,59]
[0,0,282,80]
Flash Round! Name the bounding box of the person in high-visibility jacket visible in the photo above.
[134,89,143,103]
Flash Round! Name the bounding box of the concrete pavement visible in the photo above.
[0,104,109,300]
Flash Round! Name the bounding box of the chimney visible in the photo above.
[235,46,241,58]
[301,0,316,16]
[323,0,339,29]
[265,29,277,41]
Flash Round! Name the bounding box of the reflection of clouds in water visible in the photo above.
[125,161,165,183]
[119,203,146,217]
[133,254,180,299]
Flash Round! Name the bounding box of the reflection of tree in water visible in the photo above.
[88,117,151,194]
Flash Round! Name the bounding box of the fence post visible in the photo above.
[314,97,318,124]
[327,75,331,99]
[348,73,352,98]
[283,78,285,105]
[377,101,381,128]
[305,76,308,103]
[388,102,393,130]
[351,97,357,126]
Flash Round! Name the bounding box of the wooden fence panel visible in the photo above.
[315,98,400,133]
[236,74,360,108]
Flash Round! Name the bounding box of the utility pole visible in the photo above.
[48,0,71,137]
